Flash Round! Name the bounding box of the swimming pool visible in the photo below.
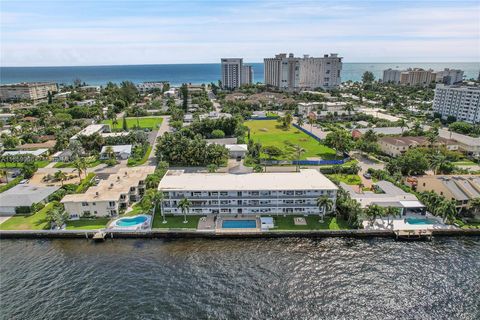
[111,215,151,230]
[406,217,438,225]
[222,220,257,229]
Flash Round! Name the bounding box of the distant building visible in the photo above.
[435,69,464,85]
[0,113,15,123]
[264,53,342,91]
[0,82,58,102]
[221,58,243,89]
[399,68,436,86]
[2,149,49,157]
[136,82,165,93]
[378,136,458,157]
[382,69,402,84]
[74,99,96,107]
[241,65,254,85]
[433,84,480,124]
[159,169,338,216]
[52,150,74,162]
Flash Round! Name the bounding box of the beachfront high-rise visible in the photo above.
[0,82,58,102]
[433,84,480,124]
[221,58,242,89]
[264,53,342,91]
[241,65,254,85]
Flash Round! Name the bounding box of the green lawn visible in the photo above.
[271,216,351,230]
[66,218,110,230]
[0,161,49,168]
[0,202,54,230]
[245,120,338,160]
[152,214,201,229]
[102,116,163,130]
[453,161,477,166]
[327,174,362,185]
[127,146,152,167]
[54,159,102,168]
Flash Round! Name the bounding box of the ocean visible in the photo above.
[1,237,479,319]
[1,63,479,86]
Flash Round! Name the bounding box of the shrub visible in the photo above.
[211,129,225,139]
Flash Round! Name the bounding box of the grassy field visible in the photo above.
[453,160,478,166]
[327,174,362,185]
[0,202,54,230]
[245,120,338,160]
[272,216,350,230]
[152,214,202,229]
[0,161,49,168]
[127,146,152,167]
[66,218,110,230]
[103,116,163,130]
[54,159,102,168]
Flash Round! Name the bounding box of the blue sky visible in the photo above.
[1,0,479,66]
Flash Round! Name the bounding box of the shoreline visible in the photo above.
[1,228,479,240]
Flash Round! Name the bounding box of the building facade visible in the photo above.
[241,65,254,85]
[399,68,436,86]
[433,84,480,124]
[435,69,464,85]
[264,53,342,91]
[382,69,402,84]
[159,169,338,216]
[0,82,58,102]
[61,167,152,219]
[221,58,243,89]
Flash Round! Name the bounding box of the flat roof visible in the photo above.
[70,124,107,140]
[2,149,48,156]
[100,145,132,154]
[159,169,338,191]
[0,184,60,207]
[61,167,153,202]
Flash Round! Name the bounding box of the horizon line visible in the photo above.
[1,61,479,68]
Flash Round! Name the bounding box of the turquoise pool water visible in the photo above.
[116,216,147,227]
[406,217,438,225]
[222,220,257,229]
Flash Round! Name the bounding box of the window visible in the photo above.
[109,201,116,207]
[82,202,89,206]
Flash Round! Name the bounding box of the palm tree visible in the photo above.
[73,159,84,181]
[152,191,166,224]
[385,206,400,228]
[292,145,305,172]
[429,153,447,175]
[284,112,293,128]
[0,169,8,183]
[364,204,385,227]
[438,200,458,224]
[296,116,304,127]
[469,198,480,216]
[54,170,67,186]
[105,146,115,159]
[316,195,333,222]
[47,206,69,229]
[177,197,191,224]
[343,103,355,116]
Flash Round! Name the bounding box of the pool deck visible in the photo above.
[215,216,262,234]
[363,214,454,232]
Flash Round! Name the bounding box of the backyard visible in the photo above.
[152,214,202,229]
[0,202,54,230]
[245,120,338,160]
[66,218,110,230]
[102,116,163,130]
[272,216,351,230]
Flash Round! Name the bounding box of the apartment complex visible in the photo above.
[379,136,458,157]
[136,82,164,93]
[158,169,338,216]
[433,84,480,124]
[0,82,58,102]
[412,175,480,208]
[383,68,464,86]
[221,58,253,89]
[264,53,342,91]
[61,167,153,219]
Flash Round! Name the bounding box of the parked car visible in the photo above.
[363,172,372,179]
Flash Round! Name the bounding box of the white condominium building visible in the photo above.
[382,69,402,84]
[435,69,464,85]
[433,84,480,124]
[264,53,342,91]
[241,65,254,85]
[61,167,154,219]
[0,82,58,102]
[221,58,243,89]
[158,169,338,216]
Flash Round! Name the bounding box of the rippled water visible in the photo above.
[1,237,479,320]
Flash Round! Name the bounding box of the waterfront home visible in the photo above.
[158,169,338,216]
[61,167,153,219]
[340,181,426,215]
[99,145,132,160]
[0,184,60,216]
[409,175,480,209]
